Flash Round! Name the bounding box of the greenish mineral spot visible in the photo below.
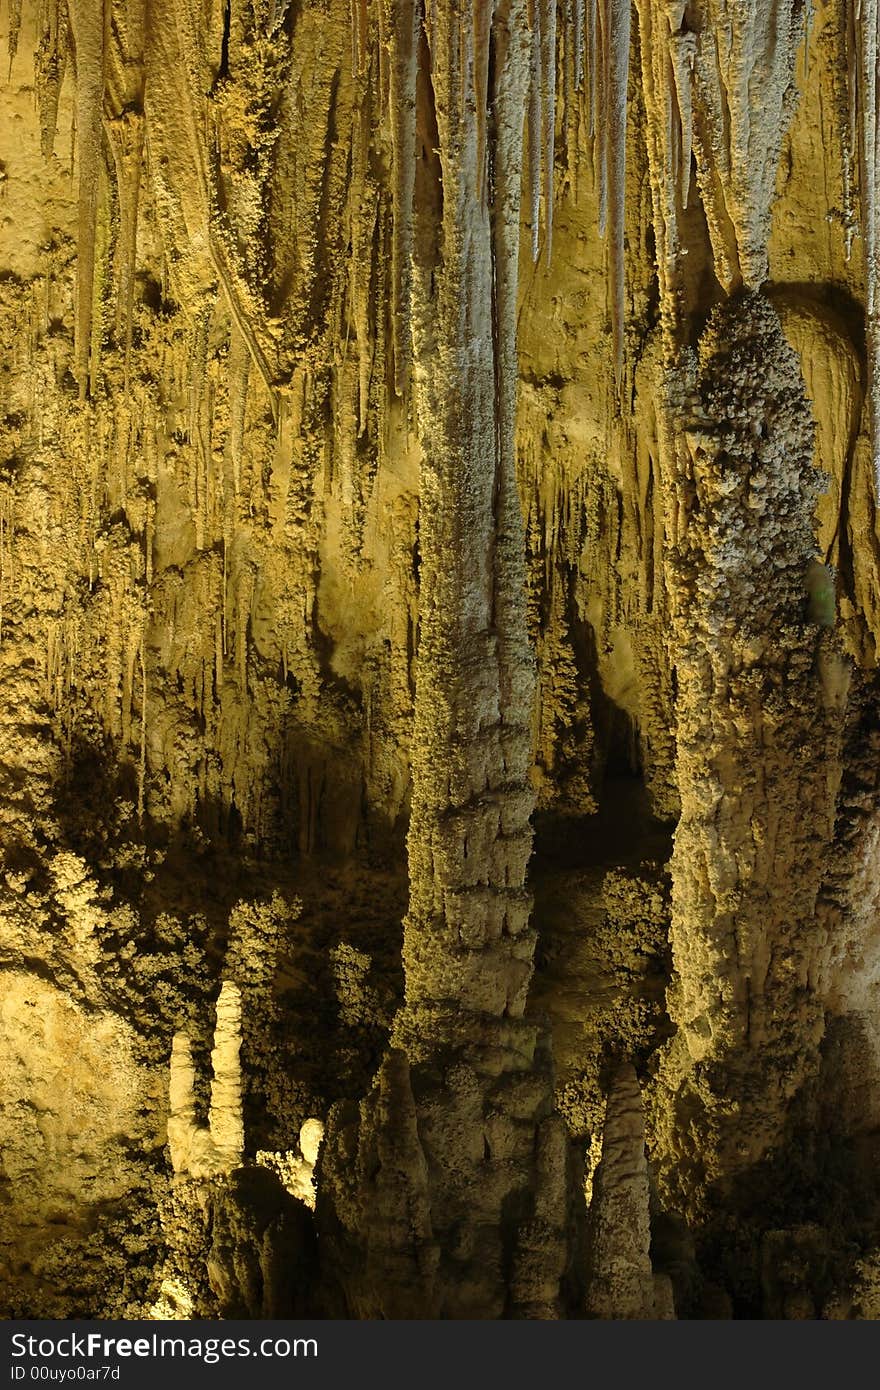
[806,559,836,628]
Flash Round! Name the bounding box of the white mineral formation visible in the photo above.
[168,981,244,1179]
[256,1117,325,1209]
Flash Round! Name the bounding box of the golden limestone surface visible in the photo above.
[0,0,880,1320]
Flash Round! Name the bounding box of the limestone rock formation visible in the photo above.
[0,0,880,1321]
[168,981,244,1180]
[651,292,851,1212]
[585,1063,667,1319]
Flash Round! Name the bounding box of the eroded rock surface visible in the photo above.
[1,0,880,1320]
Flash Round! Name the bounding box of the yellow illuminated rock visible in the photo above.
[0,0,879,1320]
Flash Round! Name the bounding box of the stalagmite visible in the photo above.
[167,1034,201,1177]
[167,982,245,1179]
[585,1064,661,1319]
[651,294,850,1221]
[208,981,245,1168]
[256,1116,325,1208]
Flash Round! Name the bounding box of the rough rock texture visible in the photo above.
[1,0,880,1321]
[585,1063,668,1319]
[650,293,850,1212]
[317,1,571,1319]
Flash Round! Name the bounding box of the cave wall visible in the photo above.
[0,0,880,1319]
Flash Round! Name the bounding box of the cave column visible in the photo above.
[650,298,850,1222]
[318,0,570,1319]
[630,2,852,1234]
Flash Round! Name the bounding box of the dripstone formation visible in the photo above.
[1,0,880,1320]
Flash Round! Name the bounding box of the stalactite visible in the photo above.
[679,0,804,291]
[34,0,69,158]
[351,0,369,77]
[227,326,250,502]
[356,275,370,448]
[585,0,595,135]
[634,0,681,321]
[0,491,13,652]
[595,0,608,233]
[553,0,634,357]
[540,0,556,261]
[573,0,584,90]
[529,0,543,260]
[560,0,572,164]
[492,0,536,750]
[6,0,21,69]
[188,309,212,552]
[145,0,279,409]
[474,0,492,205]
[606,0,630,386]
[103,0,146,384]
[802,0,814,80]
[67,0,105,394]
[667,21,694,211]
[853,0,880,494]
[107,113,144,390]
[668,55,680,198]
[389,0,418,396]
[836,0,858,259]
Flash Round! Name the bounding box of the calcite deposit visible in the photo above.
[1,0,880,1321]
